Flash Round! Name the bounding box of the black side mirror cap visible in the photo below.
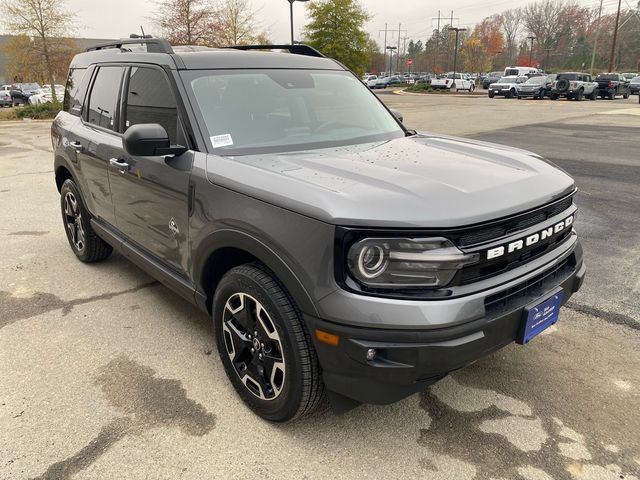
[123,123,187,157]
[390,109,403,123]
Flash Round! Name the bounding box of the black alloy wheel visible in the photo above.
[213,264,324,422]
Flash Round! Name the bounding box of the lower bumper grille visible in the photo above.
[484,254,576,315]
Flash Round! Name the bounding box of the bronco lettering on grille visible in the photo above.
[486,215,574,260]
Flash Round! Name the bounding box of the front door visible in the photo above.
[108,65,192,274]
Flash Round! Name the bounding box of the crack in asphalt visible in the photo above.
[0,170,53,179]
[30,356,216,480]
[418,382,639,479]
[566,301,640,331]
[0,281,160,330]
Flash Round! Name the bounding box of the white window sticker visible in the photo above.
[210,134,233,148]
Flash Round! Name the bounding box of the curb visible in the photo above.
[394,89,487,98]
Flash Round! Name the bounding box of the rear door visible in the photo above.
[108,65,193,274]
[73,65,125,226]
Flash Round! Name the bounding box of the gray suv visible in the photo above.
[52,37,585,421]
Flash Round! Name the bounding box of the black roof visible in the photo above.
[71,38,343,71]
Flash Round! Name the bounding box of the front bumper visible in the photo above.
[307,243,585,406]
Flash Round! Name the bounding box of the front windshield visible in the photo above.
[631,77,640,84]
[23,83,40,90]
[183,69,404,155]
[498,77,516,83]
[526,76,546,84]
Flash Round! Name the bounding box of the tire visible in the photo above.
[488,92,495,98]
[213,263,324,422]
[623,92,629,99]
[469,84,475,92]
[575,89,583,101]
[589,90,597,101]
[608,92,615,100]
[550,93,559,100]
[60,179,113,262]
[506,89,514,99]
[517,95,522,99]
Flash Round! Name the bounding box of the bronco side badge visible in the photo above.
[169,218,179,236]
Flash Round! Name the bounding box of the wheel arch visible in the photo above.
[54,156,75,192]
[194,229,319,318]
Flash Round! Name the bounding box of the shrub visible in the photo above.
[14,102,62,120]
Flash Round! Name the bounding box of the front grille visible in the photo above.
[484,254,576,315]
[458,195,573,247]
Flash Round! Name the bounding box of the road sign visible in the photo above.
[406,59,414,66]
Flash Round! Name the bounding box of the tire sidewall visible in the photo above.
[213,267,309,422]
[60,179,92,261]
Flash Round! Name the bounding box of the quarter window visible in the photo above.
[125,67,178,144]
[63,68,89,116]
[86,66,124,130]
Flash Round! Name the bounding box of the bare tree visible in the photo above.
[502,8,522,64]
[215,0,265,46]
[2,0,74,101]
[152,0,217,46]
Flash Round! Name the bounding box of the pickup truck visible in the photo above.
[549,72,598,101]
[9,82,41,106]
[431,73,475,92]
[595,73,630,99]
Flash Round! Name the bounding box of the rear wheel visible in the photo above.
[60,179,113,262]
[623,91,629,99]
[213,263,324,422]
[488,92,495,98]
[575,89,583,101]
[550,93,559,100]
[608,91,615,100]
[506,89,514,99]
[589,90,597,101]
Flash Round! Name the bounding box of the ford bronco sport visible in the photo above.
[52,37,585,422]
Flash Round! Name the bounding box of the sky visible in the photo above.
[64,0,621,44]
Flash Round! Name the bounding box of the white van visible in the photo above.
[504,66,539,77]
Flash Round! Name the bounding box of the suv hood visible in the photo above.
[206,134,574,228]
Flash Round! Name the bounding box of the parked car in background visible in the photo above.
[29,85,65,104]
[504,66,540,77]
[482,71,503,89]
[0,85,11,107]
[430,73,475,91]
[365,75,378,88]
[9,82,41,106]
[595,73,630,99]
[550,72,598,101]
[629,76,640,95]
[622,73,638,82]
[488,75,527,98]
[517,74,556,99]
[372,76,403,89]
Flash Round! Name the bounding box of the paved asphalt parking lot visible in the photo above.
[1,95,639,480]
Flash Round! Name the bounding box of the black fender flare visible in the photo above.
[192,229,319,317]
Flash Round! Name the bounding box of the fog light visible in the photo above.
[366,348,376,361]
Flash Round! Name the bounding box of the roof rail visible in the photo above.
[224,44,325,58]
[86,38,174,54]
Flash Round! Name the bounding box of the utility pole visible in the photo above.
[379,24,388,75]
[432,11,442,73]
[449,27,467,90]
[445,11,459,71]
[386,46,397,75]
[590,0,604,75]
[608,0,623,72]
[527,35,536,67]
[394,24,407,73]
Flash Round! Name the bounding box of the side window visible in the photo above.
[86,66,124,130]
[63,68,89,116]
[125,67,178,144]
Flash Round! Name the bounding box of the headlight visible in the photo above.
[347,237,479,288]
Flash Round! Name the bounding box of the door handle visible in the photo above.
[69,141,83,151]
[109,158,129,174]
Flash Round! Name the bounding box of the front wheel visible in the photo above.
[213,264,324,422]
[575,89,583,101]
[60,179,113,262]
[623,92,629,99]
[488,92,495,98]
[589,90,597,101]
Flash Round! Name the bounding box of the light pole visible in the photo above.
[386,46,397,75]
[527,35,536,67]
[448,27,467,90]
[287,0,310,45]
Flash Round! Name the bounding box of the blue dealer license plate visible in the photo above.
[517,289,564,344]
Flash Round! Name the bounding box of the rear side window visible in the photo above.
[124,67,178,144]
[86,66,124,130]
[63,68,89,116]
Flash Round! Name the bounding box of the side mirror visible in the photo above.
[390,109,403,123]
[123,123,187,157]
